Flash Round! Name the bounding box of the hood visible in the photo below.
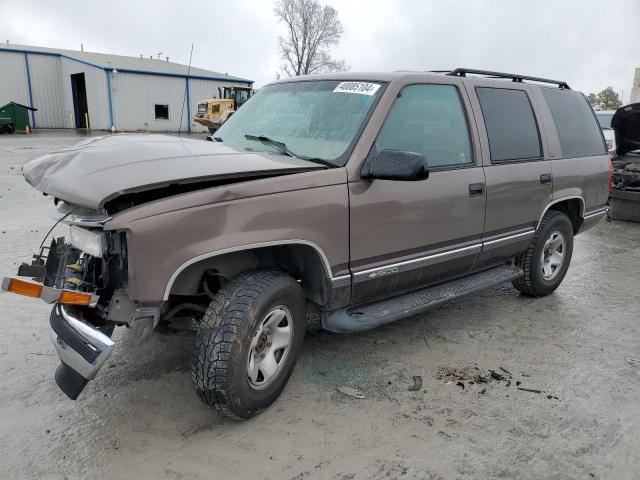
[22,134,324,209]
[612,103,640,156]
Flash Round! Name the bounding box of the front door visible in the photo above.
[349,82,486,304]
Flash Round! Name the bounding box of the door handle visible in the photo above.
[540,173,552,185]
[469,183,485,196]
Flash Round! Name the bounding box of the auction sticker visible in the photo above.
[333,82,381,96]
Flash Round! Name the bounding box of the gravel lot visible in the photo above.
[1,130,639,480]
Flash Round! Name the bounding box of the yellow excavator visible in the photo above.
[193,86,253,133]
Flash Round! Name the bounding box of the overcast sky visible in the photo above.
[2,0,638,100]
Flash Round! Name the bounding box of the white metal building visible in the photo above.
[0,44,253,132]
[631,68,640,103]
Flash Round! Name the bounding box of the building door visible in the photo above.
[349,83,486,304]
[71,73,89,128]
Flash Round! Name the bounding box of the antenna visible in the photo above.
[179,43,194,137]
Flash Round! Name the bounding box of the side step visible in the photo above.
[322,265,523,333]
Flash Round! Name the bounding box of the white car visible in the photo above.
[595,110,616,152]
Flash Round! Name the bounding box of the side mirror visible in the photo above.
[362,149,429,181]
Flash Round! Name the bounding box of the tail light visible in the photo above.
[608,156,614,191]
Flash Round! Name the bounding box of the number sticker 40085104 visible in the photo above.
[333,82,381,96]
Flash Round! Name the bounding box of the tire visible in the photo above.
[512,211,574,296]
[192,270,306,420]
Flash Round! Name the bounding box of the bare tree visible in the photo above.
[274,0,348,76]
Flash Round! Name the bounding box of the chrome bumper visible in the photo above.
[50,304,114,398]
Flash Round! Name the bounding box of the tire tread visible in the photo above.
[512,210,568,296]
[191,270,298,420]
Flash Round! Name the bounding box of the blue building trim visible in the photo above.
[23,52,36,127]
[0,47,253,85]
[105,69,114,130]
[112,67,253,86]
[186,77,191,133]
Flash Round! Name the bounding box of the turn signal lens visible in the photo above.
[59,290,93,306]
[7,278,43,298]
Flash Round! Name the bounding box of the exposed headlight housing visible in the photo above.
[69,226,107,257]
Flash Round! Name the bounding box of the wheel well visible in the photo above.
[167,244,330,305]
[546,199,582,233]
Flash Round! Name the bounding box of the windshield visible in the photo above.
[214,80,384,166]
[596,112,614,129]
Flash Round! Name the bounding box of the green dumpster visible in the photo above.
[0,102,38,132]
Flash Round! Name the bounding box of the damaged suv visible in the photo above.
[3,69,609,419]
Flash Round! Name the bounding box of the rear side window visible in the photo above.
[476,87,541,162]
[541,88,606,157]
[374,84,472,168]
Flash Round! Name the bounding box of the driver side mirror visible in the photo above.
[362,149,429,181]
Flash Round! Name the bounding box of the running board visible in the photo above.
[322,265,523,333]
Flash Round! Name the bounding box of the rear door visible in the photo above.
[348,80,486,304]
[465,83,553,268]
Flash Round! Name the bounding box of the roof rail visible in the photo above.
[446,68,570,89]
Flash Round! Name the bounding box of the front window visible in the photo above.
[374,84,473,168]
[214,80,384,166]
[236,89,251,104]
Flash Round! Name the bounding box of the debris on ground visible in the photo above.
[337,386,366,399]
[374,339,386,346]
[437,366,479,381]
[517,387,542,394]
[626,357,640,367]
[437,365,559,400]
[408,375,422,391]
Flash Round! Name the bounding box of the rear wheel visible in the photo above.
[191,270,305,419]
[513,211,574,296]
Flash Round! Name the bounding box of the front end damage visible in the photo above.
[2,211,163,399]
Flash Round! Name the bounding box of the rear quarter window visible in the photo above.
[541,88,606,157]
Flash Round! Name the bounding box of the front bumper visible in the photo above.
[50,304,115,399]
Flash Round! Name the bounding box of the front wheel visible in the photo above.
[191,270,306,420]
[513,211,574,296]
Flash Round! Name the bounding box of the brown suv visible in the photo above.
[3,69,609,419]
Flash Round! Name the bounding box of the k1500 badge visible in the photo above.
[368,266,399,278]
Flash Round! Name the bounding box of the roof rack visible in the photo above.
[446,68,570,89]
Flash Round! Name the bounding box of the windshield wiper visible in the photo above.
[245,134,295,157]
[244,134,333,168]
